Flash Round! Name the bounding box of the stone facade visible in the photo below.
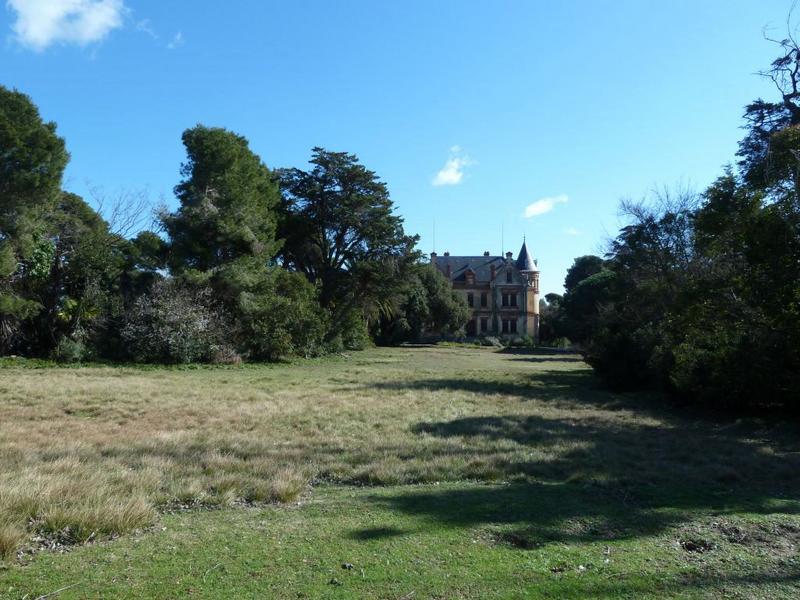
[431,241,540,339]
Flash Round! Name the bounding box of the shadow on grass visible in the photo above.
[506,356,586,363]
[372,369,630,409]
[358,368,800,551]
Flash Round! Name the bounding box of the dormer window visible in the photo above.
[465,269,475,285]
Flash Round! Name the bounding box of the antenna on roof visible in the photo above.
[433,218,436,254]
[501,222,504,256]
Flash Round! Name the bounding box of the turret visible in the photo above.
[516,240,537,275]
[516,239,540,340]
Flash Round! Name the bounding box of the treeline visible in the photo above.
[0,87,468,363]
[541,40,800,411]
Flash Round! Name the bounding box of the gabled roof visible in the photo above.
[516,241,537,272]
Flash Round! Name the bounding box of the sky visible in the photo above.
[0,0,793,293]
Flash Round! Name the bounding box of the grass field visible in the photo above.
[0,346,799,598]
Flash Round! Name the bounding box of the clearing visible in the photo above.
[0,346,798,598]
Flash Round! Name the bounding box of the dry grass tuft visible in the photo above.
[0,524,25,561]
[267,467,309,503]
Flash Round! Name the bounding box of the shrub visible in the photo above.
[52,337,89,363]
[551,337,572,350]
[342,315,372,350]
[122,280,229,364]
[237,269,327,360]
[480,336,504,348]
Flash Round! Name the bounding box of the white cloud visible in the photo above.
[432,146,474,186]
[564,227,580,236]
[7,0,127,51]
[523,194,568,218]
[167,30,183,49]
[135,18,156,39]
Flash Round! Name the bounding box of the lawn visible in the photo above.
[0,346,798,598]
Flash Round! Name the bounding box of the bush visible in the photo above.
[122,280,229,364]
[237,269,327,360]
[331,308,372,352]
[508,335,536,348]
[548,337,572,350]
[52,337,89,363]
[480,336,504,348]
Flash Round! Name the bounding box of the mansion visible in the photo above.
[432,241,540,340]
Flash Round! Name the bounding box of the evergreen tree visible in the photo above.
[0,86,69,353]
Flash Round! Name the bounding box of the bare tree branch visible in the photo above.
[87,185,158,238]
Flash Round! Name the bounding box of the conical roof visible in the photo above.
[516,240,537,272]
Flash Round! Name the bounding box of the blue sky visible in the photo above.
[0,0,792,293]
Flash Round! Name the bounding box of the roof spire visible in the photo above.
[516,238,537,273]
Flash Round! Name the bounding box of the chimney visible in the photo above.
[505,251,513,260]
[430,251,437,263]
[483,251,490,256]
[444,251,450,257]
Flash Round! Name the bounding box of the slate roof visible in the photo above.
[433,255,506,283]
[434,241,539,282]
[516,241,537,272]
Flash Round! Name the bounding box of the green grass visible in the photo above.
[0,345,799,598]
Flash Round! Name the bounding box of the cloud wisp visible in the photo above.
[135,18,157,40]
[7,0,127,51]
[167,30,183,49]
[523,194,568,218]
[564,227,580,236]
[432,146,474,186]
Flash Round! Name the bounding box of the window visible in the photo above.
[511,293,517,307]
[502,319,518,334]
[481,317,489,332]
[480,292,487,308]
[511,319,518,333]
[466,319,477,336]
[467,292,474,307]
[502,293,508,307]
[506,271,512,283]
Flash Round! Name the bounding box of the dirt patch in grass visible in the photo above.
[489,529,542,550]
[713,519,800,556]
[680,538,715,553]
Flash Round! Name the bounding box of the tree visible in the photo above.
[0,86,69,352]
[36,193,124,355]
[669,173,800,406]
[738,23,800,198]
[236,268,327,360]
[564,255,604,292]
[158,127,333,361]
[278,148,420,339]
[553,256,611,344]
[163,125,281,277]
[0,86,69,255]
[375,264,469,344]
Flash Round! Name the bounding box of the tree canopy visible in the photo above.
[278,148,420,338]
[163,125,281,276]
